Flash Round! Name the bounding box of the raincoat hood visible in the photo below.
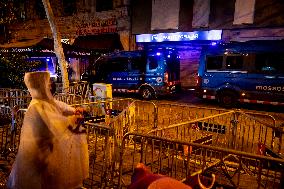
[24,71,53,100]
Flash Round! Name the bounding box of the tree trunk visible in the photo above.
[41,0,69,93]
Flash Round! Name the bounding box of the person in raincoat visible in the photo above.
[7,71,89,189]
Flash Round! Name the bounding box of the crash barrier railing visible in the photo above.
[54,93,85,105]
[0,88,29,98]
[107,100,158,137]
[105,101,232,135]
[71,98,134,122]
[83,122,118,188]
[0,106,26,187]
[118,132,284,189]
[1,97,281,188]
[0,96,32,109]
[81,102,235,188]
[0,106,26,160]
[68,81,90,99]
[82,100,156,188]
[82,99,157,188]
[148,109,283,156]
[154,103,229,128]
[0,88,31,109]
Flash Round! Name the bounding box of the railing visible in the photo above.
[118,132,284,189]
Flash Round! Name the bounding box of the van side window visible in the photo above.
[109,57,128,72]
[225,55,243,70]
[130,56,145,71]
[148,56,158,70]
[206,56,223,70]
[255,53,284,74]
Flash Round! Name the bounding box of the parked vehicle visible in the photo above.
[82,48,181,99]
[196,40,284,107]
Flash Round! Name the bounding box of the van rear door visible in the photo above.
[165,52,180,84]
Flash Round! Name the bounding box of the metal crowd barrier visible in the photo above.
[0,96,32,108]
[0,96,281,188]
[68,81,90,99]
[0,106,26,159]
[104,101,232,136]
[83,123,118,188]
[148,110,283,156]
[155,103,229,128]
[0,88,29,98]
[71,98,134,121]
[0,106,26,187]
[54,93,85,105]
[118,132,284,189]
[106,100,157,137]
[0,88,31,109]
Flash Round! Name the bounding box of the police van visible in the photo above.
[196,40,284,107]
[83,48,181,99]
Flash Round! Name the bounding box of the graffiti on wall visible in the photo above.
[76,17,117,36]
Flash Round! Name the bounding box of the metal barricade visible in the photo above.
[0,88,29,99]
[0,105,26,160]
[54,93,84,105]
[71,98,134,123]
[83,122,118,189]
[11,107,27,156]
[0,88,31,108]
[108,100,157,138]
[0,106,12,159]
[69,81,90,99]
[148,110,284,156]
[0,106,25,188]
[155,103,229,128]
[118,132,284,189]
[0,96,31,108]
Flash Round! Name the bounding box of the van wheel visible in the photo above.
[218,91,237,108]
[140,87,155,100]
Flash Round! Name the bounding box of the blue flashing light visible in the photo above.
[167,55,171,58]
[156,52,161,56]
[211,42,217,46]
[46,58,50,62]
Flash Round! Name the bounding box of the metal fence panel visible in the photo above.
[148,110,283,156]
[118,133,284,189]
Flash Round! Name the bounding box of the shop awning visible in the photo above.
[0,38,93,57]
[72,33,123,51]
[0,38,44,48]
[0,38,71,50]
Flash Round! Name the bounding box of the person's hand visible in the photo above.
[68,113,86,134]
[75,107,85,115]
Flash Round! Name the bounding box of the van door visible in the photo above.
[105,57,129,90]
[127,56,146,90]
[145,54,164,86]
[165,52,180,84]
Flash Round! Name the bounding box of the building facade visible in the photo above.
[2,0,134,81]
[3,0,284,87]
[132,0,284,88]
